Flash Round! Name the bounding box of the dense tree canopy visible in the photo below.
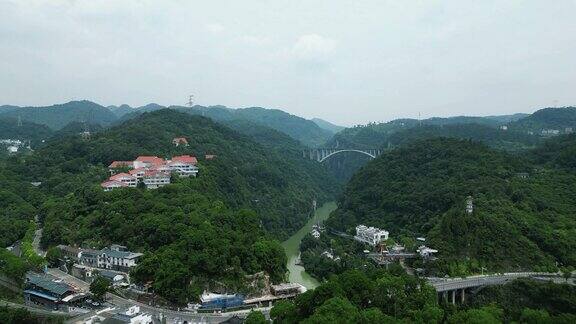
[328,138,576,275]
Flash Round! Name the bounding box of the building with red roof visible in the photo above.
[171,155,198,165]
[109,173,138,187]
[101,180,128,191]
[108,161,133,175]
[134,156,165,169]
[102,154,201,190]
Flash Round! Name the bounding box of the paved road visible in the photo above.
[32,215,45,257]
[47,269,269,323]
[0,300,69,318]
[428,272,570,292]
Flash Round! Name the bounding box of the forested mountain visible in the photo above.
[0,118,53,146]
[324,122,541,181]
[328,138,576,275]
[113,104,333,147]
[312,118,345,134]
[509,107,576,133]
[0,101,117,130]
[485,113,529,124]
[387,124,540,152]
[0,109,340,303]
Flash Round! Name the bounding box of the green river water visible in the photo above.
[281,201,337,290]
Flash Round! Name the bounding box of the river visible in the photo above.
[281,201,337,290]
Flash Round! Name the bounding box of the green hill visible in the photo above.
[0,109,340,303]
[119,104,333,147]
[0,101,117,130]
[328,138,576,275]
[510,107,576,133]
[29,109,338,239]
[312,118,345,134]
[0,118,53,147]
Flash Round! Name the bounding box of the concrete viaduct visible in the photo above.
[427,272,569,304]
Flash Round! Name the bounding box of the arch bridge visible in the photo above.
[304,148,382,162]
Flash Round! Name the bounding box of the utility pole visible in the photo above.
[17,115,22,127]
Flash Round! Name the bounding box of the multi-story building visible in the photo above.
[354,225,389,246]
[109,173,138,187]
[133,156,165,169]
[102,154,200,190]
[100,180,128,191]
[142,170,171,189]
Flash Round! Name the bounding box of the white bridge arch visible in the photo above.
[304,148,382,162]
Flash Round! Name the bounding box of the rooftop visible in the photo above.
[26,273,75,296]
[100,248,143,260]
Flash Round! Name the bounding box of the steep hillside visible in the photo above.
[510,107,576,133]
[0,109,341,303]
[312,118,345,134]
[0,101,117,130]
[26,109,338,239]
[328,138,576,274]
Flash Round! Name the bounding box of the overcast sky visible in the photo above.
[1,1,575,125]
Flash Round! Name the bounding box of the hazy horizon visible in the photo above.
[1,1,575,125]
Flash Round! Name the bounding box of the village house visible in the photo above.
[97,244,143,272]
[73,245,142,273]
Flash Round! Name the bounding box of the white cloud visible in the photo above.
[291,34,337,60]
[205,23,225,33]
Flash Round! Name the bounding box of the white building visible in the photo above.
[100,180,127,192]
[142,171,170,189]
[167,161,198,177]
[7,145,18,153]
[109,173,138,187]
[355,225,389,246]
[466,196,474,214]
[97,245,143,272]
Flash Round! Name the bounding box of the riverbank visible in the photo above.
[282,202,337,290]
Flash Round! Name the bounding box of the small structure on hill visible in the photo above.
[172,137,189,147]
[417,245,438,259]
[466,196,474,214]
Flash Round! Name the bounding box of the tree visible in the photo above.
[562,268,572,282]
[45,246,62,267]
[90,276,111,301]
[303,297,359,324]
[447,306,503,324]
[270,300,298,323]
[520,308,551,324]
[245,310,267,324]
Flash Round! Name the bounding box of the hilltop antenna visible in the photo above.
[418,112,422,126]
[187,95,194,108]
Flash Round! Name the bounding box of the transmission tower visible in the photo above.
[187,95,194,107]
